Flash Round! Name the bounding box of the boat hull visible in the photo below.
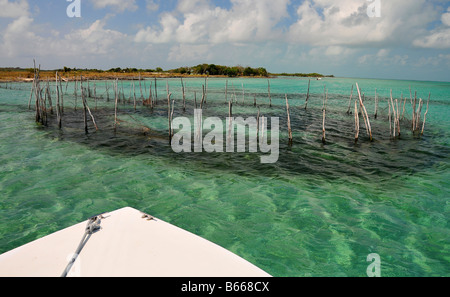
[0,207,270,277]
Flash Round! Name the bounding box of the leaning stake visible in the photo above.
[356,83,373,141]
[286,94,293,144]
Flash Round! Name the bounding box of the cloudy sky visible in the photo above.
[0,0,449,81]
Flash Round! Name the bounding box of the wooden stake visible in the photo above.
[93,81,97,110]
[56,72,61,129]
[139,73,143,99]
[421,93,430,135]
[374,88,378,119]
[390,90,396,137]
[148,84,153,108]
[170,99,175,139]
[43,87,48,126]
[133,82,137,110]
[416,98,423,131]
[80,77,88,134]
[225,80,228,103]
[114,79,119,132]
[65,77,69,93]
[28,79,35,110]
[346,85,354,114]
[74,76,77,97]
[356,83,373,141]
[261,116,265,142]
[401,93,406,120]
[286,94,292,144]
[200,85,206,109]
[181,77,186,112]
[144,80,147,99]
[232,82,237,103]
[154,78,158,105]
[305,79,311,110]
[45,80,53,115]
[194,91,197,109]
[105,82,109,102]
[396,98,400,137]
[33,60,42,124]
[409,86,413,105]
[412,91,417,131]
[322,89,327,144]
[257,107,260,141]
[268,79,272,107]
[168,92,172,143]
[166,79,169,97]
[388,99,392,138]
[228,100,233,144]
[85,96,98,131]
[121,81,125,101]
[322,109,326,144]
[354,100,360,143]
[58,74,64,114]
[204,76,208,104]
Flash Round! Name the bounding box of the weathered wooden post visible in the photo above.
[354,100,360,143]
[421,93,431,135]
[305,79,311,110]
[356,83,373,141]
[346,85,354,114]
[286,94,293,144]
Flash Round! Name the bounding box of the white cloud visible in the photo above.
[413,29,450,49]
[413,7,450,49]
[168,44,212,62]
[146,0,159,12]
[0,0,29,18]
[287,0,437,47]
[0,0,448,81]
[0,12,127,60]
[135,12,180,43]
[441,7,450,26]
[134,0,290,44]
[358,49,409,66]
[90,0,138,12]
[324,45,356,57]
[415,53,450,67]
[1,15,43,57]
[176,0,210,13]
[62,19,128,55]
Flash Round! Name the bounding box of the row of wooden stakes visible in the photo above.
[27,67,431,144]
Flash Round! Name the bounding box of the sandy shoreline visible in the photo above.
[0,70,275,83]
[0,71,215,83]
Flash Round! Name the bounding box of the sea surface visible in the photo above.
[0,76,448,277]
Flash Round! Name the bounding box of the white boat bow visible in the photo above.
[0,207,271,277]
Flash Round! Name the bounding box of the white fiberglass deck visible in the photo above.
[0,207,271,277]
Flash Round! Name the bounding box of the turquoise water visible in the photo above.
[0,77,448,277]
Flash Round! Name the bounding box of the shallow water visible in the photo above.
[0,77,448,276]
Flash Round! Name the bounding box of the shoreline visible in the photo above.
[0,69,330,83]
[0,71,224,83]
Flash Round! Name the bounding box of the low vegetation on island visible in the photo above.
[0,65,332,82]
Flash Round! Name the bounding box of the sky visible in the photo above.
[0,0,449,81]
